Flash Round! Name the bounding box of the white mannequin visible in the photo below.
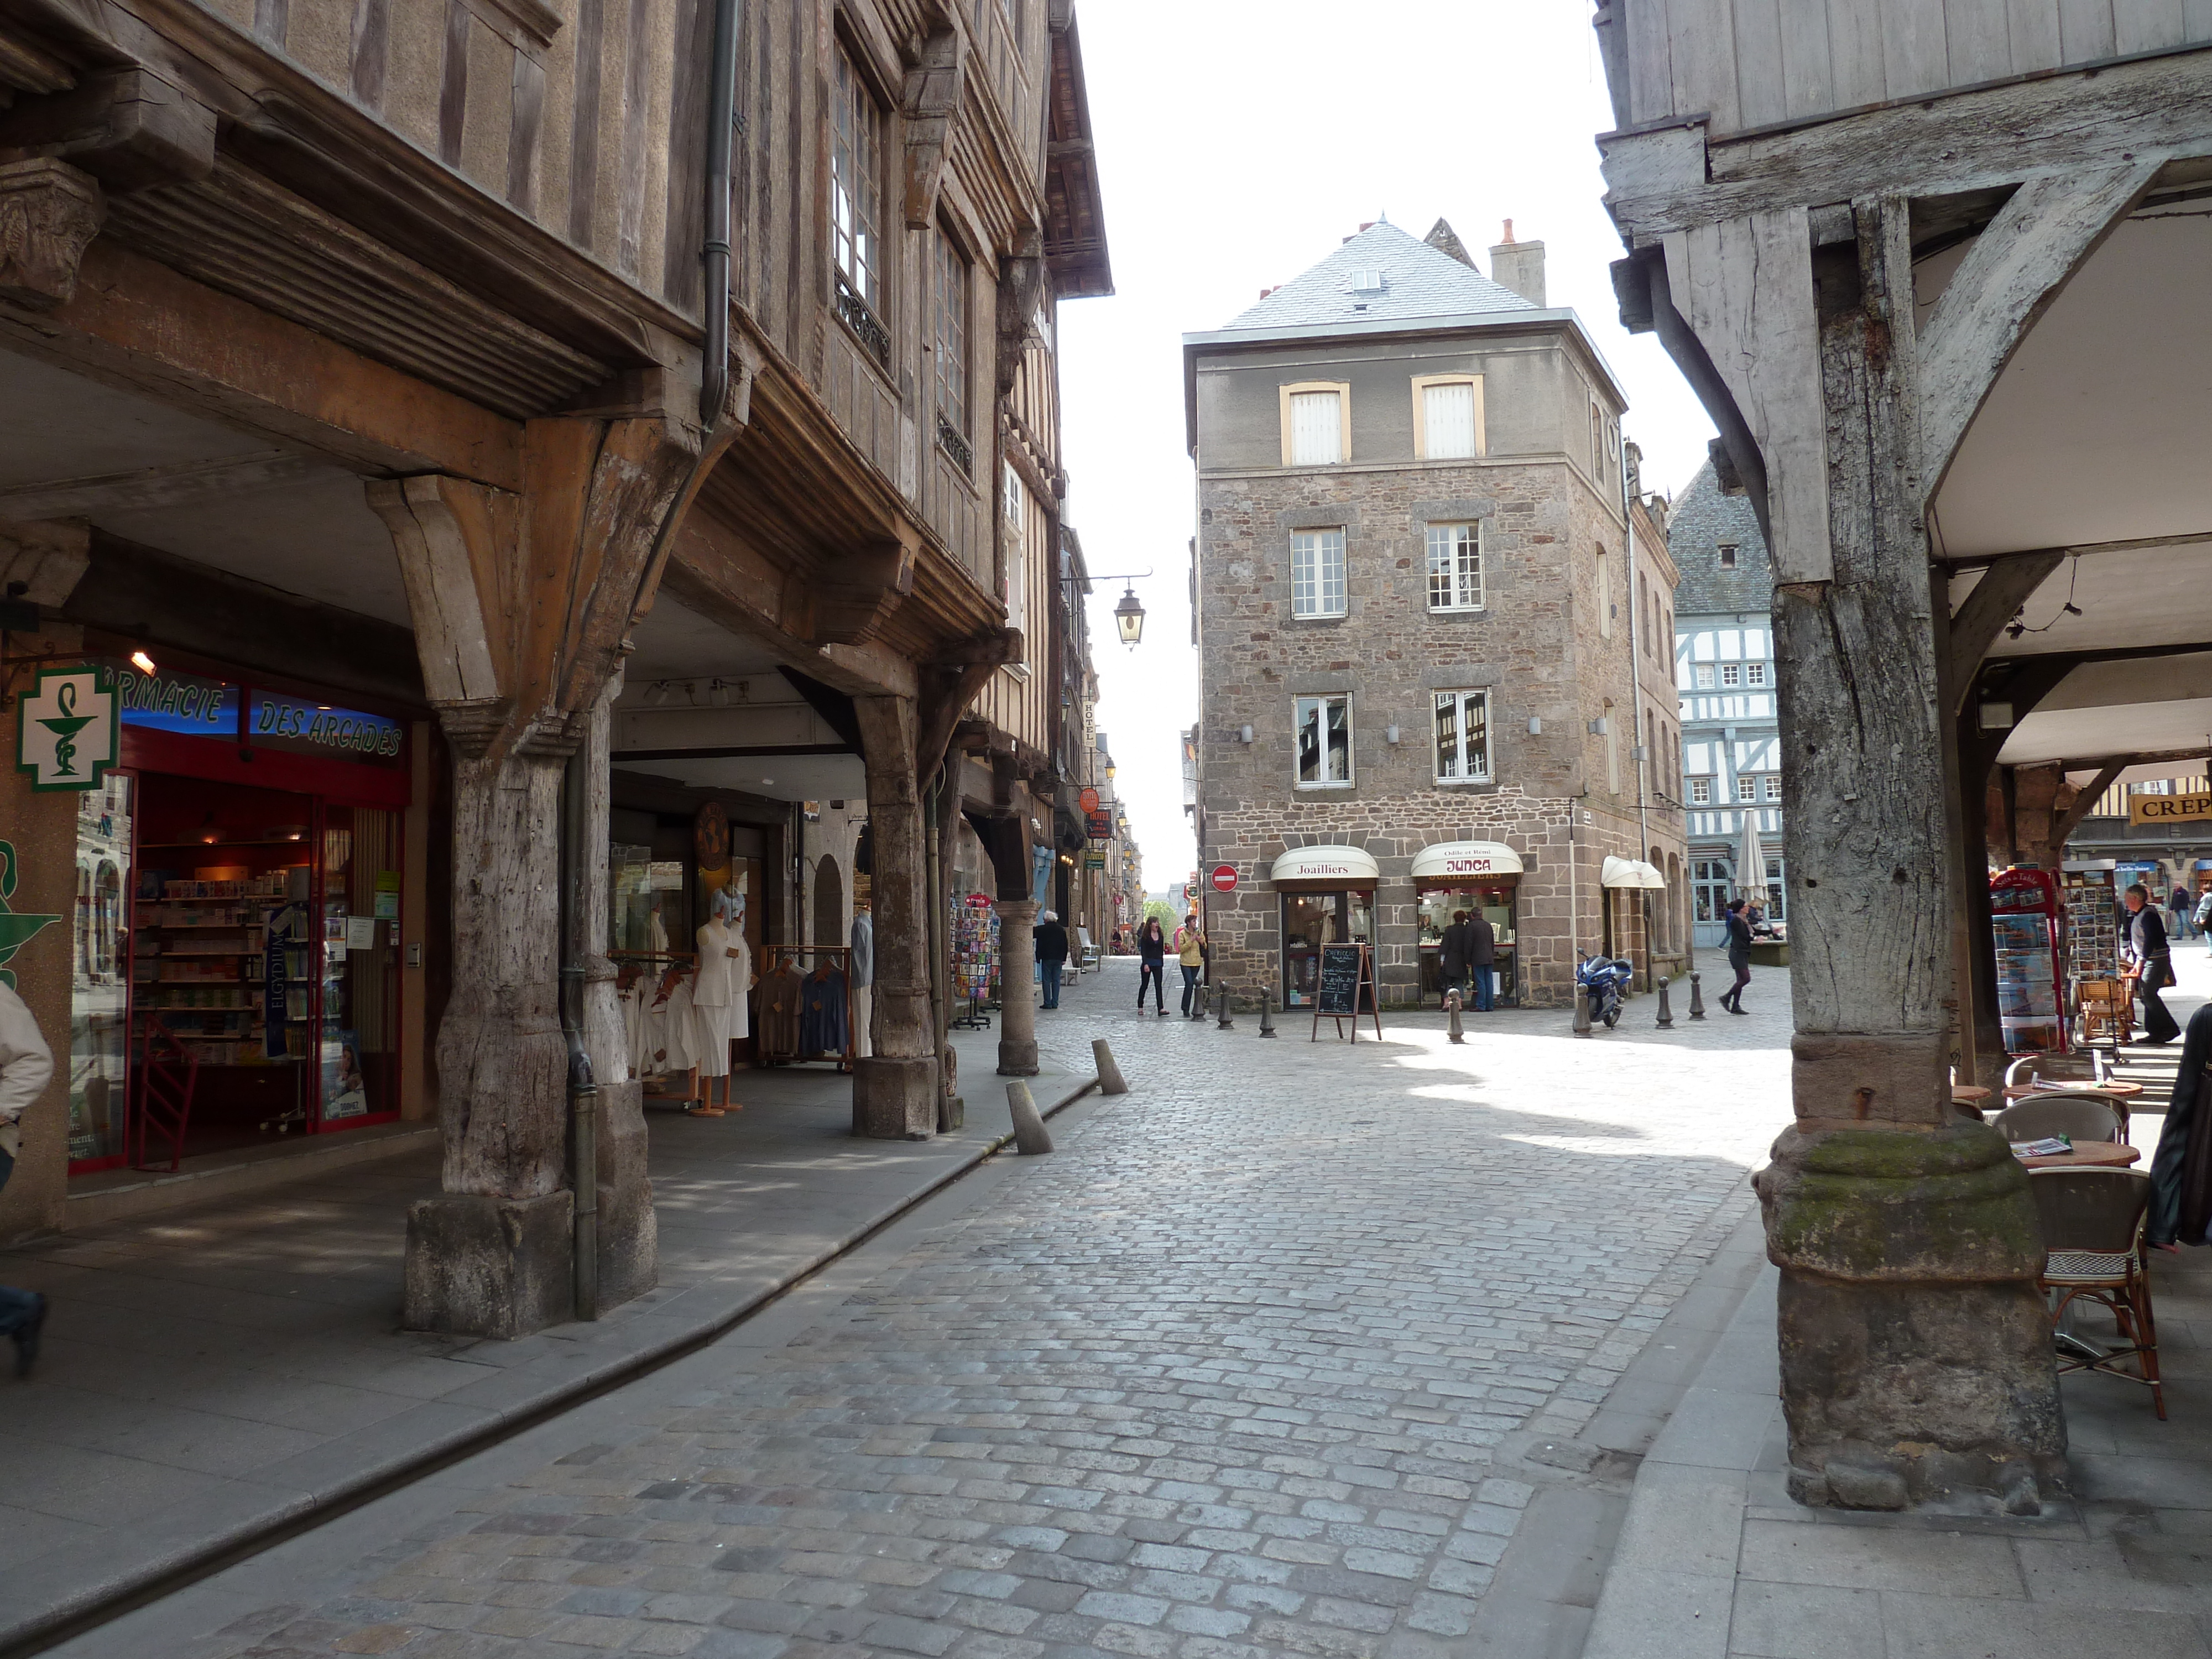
[850,902,873,1058]
[692,885,748,1114]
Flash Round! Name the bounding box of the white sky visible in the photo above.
[1054,0,1717,897]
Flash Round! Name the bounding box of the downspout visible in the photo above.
[926,771,948,1119]
[559,752,599,1322]
[698,0,744,425]
[1620,426,1652,980]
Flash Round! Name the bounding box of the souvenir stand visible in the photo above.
[752,946,857,1072]
[950,894,997,1030]
[2058,860,2130,1047]
[611,950,705,1111]
[1990,867,2067,1055]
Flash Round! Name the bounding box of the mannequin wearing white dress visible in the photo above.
[692,888,748,1114]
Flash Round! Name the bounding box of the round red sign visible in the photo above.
[1078,787,1101,813]
[1210,864,1238,893]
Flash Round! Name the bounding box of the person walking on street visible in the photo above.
[1437,910,1473,1008]
[0,984,52,1374]
[2195,884,2212,946]
[1468,909,1498,1012]
[1719,898,1754,1015]
[1033,910,1070,1011]
[2125,883,2181,1045]
[1136,918,1168,1015]
[2172,883,2197,942]
[1175,913,1207,1018]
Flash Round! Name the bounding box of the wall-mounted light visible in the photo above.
[129,649,158,676]
[646,681,673,707]
[1238,724,1254,744]
[1386,724,1401,745]
[709,679,731,707]
[1528,716,1542,735]
[1588,717,1609,736]
[1978,701,2015,732]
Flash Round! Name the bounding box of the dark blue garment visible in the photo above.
[799,967,849,1056]
[0,1153,38,1337]
[2148,1002,2212,1246]
[1472,964,1495,1012]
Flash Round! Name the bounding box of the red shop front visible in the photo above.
[67,656,416,1174]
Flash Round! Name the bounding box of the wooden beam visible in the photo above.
[1947,549,2065,714]
[2052,759,2129,847]
[0,449,321,519]
[1600,51,2212,234]
[1919,164,2157,495]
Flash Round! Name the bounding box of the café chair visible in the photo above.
[2078,978,2132,1048]
[2030,1168,2164,1420]
[1995,1096,2125,1147]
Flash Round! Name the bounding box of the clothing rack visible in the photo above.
[609,949,704,1109]
[754,945,857,1073]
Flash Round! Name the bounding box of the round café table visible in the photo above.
[2015,1140,2141,1170]
[2002,1080,2143,1102]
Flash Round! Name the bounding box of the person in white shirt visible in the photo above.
[0,983,52,1373]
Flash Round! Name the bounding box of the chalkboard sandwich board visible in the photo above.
[1311,942,1383,1041]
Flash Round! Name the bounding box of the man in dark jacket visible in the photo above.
[1034,910,1071,1010]
[2125,883,2179,1044]
[1720,899,1753,1015]
[1437,910,1474,1006]
[1468,911,1498,1011]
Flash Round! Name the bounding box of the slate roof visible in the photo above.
[1222,221,1538,333]
[1668,460,1773,616]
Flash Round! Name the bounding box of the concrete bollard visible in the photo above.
[1092,1038,1128,1095]
[1215,983,1234,1029]
[1573,984,1593,1037]
[1006,1081,1053,1155]
[1446,988,1465,1045]
[1689,972,1707,1020]
[1656,975,1673,1027]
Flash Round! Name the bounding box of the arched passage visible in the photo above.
[815,855,844,963]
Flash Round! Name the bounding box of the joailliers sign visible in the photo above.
[2128,792,2212,826]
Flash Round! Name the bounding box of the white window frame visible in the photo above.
[1597,546,1613,638]
[1690,777,1712,806]
[1735,775,1757,802]
[1746,661,1768,687]
[1425,522,1484,612]
[1295,693,1354,788]
[1694,664,1714,690]
[1718,542,1739,568]
[1410,374,1485,461]
[1762,774,1783,802]
[1720,662,1741,688]
[1001,462,1027,635]
[831,49,884,314]
[1432,688,1492,784]
[1290,529,1347,620]
[1279,380,1351,467]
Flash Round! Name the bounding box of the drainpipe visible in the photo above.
[1621,427,1653,979]
[559,751,599,1322]
[698,0,745,425]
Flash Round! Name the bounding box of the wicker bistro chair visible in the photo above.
[2031,1168,2164,1420]
[1995,1095,2126,1147]
[2078,977,2133,1047]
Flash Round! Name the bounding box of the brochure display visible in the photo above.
[1990,867,2066,1055]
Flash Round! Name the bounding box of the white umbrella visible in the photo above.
[1738,807,1765,904]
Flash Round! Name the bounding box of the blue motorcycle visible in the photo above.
[1577,951,1634,1029]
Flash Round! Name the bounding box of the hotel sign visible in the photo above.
[2129,792,2212,827]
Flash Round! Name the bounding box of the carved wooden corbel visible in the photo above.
[995,233,1044,398]
[0,158,102,310]
[0,69,216,193]
[901,29,963,228]
[814,537,918,644]
[0,515,91,604]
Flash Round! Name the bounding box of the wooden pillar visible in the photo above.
[853,695,938,1136]
[1752,199,2062,1511]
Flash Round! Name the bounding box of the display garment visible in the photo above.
[799,964,849,1056]
[693,920,748,1072]
[757,959,806,1058]
[661,976,703,1072]
[849,911,874,1058]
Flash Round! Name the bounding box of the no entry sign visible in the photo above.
[1210,864,1238,893]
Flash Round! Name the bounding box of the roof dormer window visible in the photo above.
[1350,269,1384,293]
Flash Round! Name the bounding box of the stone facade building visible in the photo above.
[1668,460,1786,948]
[1183,220,1685,1011]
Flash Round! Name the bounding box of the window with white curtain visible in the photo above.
[1426,523,1483,611]
[1422,382,1477,459]
[1290,391,1343,465]
[1291,529,1346,619]
[1001,462,1027,633]
[1295,695,1353,786]
[1433,689,1491,782]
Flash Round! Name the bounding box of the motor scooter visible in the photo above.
[1576,951,1634,1029]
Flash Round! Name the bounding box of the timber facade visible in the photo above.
[0,0,1110,1340]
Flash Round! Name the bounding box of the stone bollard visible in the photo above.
[1006,1081,1053,1155]
[1446,988,1465,1045]
[1258,998,1278,1037]
[1215,983,1234,1029]
[1689,972,1707,1019]
[1656,975,1673,1027]
[1573,984,1593,1037]
[1092,1038,1128,1095]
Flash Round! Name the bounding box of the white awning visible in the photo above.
[1270,845,1380,885]
[1602,855,1668,889]
[1411,841,1524,880]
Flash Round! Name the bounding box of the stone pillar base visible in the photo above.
[403,1190,573,1339]
[997,1037,1039,1076]
[595,1078,657,1310]
[852,1055,937,1139]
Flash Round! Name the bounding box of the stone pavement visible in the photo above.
[50,958,1804,1658]
[0,982,1100,1653]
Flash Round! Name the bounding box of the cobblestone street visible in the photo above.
[77,961,1796,1659]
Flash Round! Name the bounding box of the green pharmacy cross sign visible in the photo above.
[16,667,117,791]
[0,842,59,991]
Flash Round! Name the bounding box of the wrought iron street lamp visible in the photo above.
[1063,568,1152,649]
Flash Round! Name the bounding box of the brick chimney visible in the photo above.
[1488,218,1546,307]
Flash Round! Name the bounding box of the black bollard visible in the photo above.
[1656,975,1673,1027]
[1446,988,1465,1044]
[1216,982,1234,1029]
[1258,998,1277,1037]
[1573,984,1593,1037]
[1689,971,1707,1019]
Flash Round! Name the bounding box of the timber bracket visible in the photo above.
[900,29,963,228]
[0,156,102,309]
